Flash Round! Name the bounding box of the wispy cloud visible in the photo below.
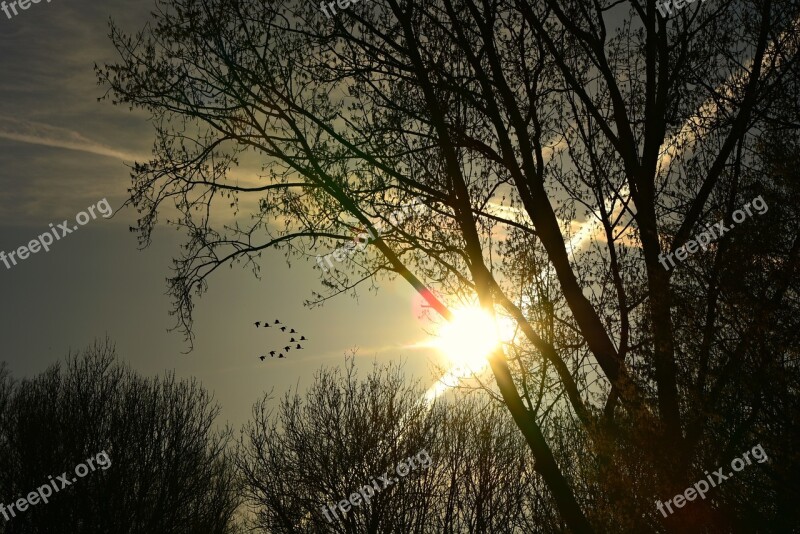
[0,115,146,162]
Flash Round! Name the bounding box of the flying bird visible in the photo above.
[254,321,261,328]
[274,319,281,324]
[300,336,306,341]
[280,326,287,332]
[284,346,291,352]
[259,355,266,361]
[278,353,285,358]
[290,338,296,342]
[290,328,296,333]
[264,322,270,327]
[270,350,276,356]
[296,344,303,349]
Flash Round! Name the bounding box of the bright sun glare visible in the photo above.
[418,304,519,402]
[433,306,501,372]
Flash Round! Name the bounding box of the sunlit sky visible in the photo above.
[0,0,622,430]
[1,0,744,429]
[0,0,448,429]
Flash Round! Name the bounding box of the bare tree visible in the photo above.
[98,0,800,530]
[0,339,241,534]
[236,357,551,533]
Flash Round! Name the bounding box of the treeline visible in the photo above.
[0,341,560,533]
[6,340,796,532]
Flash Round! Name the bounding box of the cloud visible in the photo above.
[0,115,146,162]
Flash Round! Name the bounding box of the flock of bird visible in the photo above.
[255,319,308,360]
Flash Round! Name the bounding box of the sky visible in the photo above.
[0,0,443,429]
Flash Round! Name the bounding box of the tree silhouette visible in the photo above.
[236,358,553,533]
[97,0,800,531]
[0,339,241,533]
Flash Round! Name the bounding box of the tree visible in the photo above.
[236,357,553,533]
[98,0,800,530]
[0,339,241,533]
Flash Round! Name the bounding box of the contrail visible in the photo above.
[0,115,146,161]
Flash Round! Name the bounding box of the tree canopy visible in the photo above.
[98,0,800,530]
[0,340,240,533]
[236,359,556,533]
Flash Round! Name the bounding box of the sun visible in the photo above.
[432,306,501,372]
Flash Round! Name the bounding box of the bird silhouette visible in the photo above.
[290,338,296,342]
[290,328,296,333]
[254,321,261,327]
[278,353,285,358]
[264,322,270,327]
[300,336,306,341]
[296,344,303,349]
[274,319,281,324]
[270,350,276,356]
[280,326,287,332]
[259,355,266,361]
[284,346,291,352]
